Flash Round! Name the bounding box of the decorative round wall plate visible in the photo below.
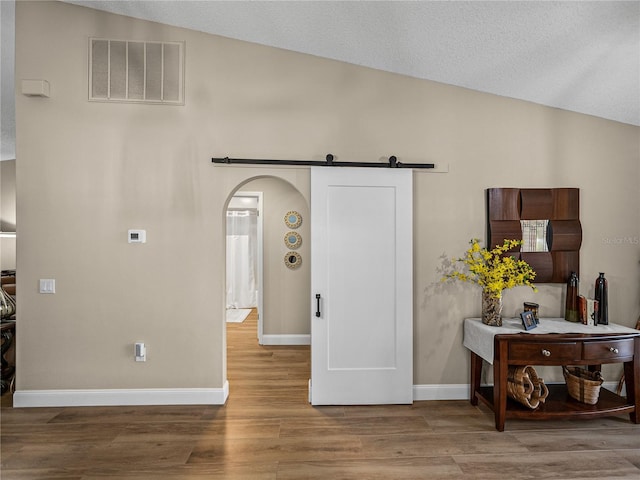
[284,251,302,269]
[284,231,302,249]
[284,211,302,229]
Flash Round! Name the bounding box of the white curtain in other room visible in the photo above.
[226,209,258,309]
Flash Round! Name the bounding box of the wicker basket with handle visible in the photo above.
[563,366,603,405]
[507,365,549,409]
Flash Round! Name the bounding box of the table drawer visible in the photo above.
[583,339,635,361]
[509,342,581,363]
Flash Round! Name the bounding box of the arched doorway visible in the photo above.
[223,173,311,400]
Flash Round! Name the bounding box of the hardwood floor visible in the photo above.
[2,309,639,479]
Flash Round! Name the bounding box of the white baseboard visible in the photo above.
[261,334,310,345]
[11,381,626,407]
[413,384,470,401]
[13,382,229,408]
[412,381,625,402]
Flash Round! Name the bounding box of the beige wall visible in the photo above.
[14,1,639,394]
[238,177,310,336]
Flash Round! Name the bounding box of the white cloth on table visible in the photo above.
[463,317,639,364]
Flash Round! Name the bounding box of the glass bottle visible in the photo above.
[594,273,608,325]
[564,272,579,322]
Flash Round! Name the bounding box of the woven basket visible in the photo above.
[507,365,549,409]
[563,366,603,405]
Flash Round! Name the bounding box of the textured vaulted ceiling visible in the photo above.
[63,0,640,125]
[2,1,639,160]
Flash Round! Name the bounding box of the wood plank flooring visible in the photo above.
[2,309,639,479]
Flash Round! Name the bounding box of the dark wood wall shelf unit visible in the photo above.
[470,332,640,431]
[487,187,582,283]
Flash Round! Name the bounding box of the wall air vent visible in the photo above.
[89,38,184,105]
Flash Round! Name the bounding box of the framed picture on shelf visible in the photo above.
[520,311,537,331]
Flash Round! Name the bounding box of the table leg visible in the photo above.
[470,351,482,406]
[493,339,508,432]
[625,337,640,424]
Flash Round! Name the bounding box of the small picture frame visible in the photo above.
[520,311,537,330]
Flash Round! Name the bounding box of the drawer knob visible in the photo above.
[541,349,551,357]
[609,347,619,354]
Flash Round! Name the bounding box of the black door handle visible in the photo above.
[315,294,321,317]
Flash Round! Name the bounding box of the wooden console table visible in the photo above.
[464,318,640,431]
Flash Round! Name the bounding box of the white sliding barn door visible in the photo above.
[310,167,413,405]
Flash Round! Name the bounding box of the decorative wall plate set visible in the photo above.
[284,211,302,269]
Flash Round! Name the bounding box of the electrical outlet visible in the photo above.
[135,342,146,362]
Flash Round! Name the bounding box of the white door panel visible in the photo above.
[311,167,413,405]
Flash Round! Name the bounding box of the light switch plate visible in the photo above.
[39,279,55,294]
